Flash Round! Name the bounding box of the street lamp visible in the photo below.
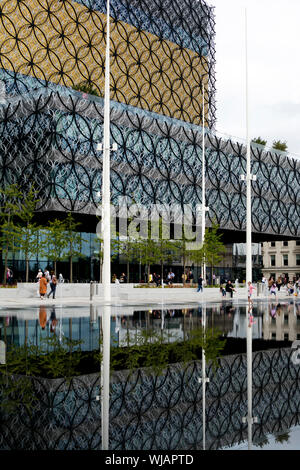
[241,9,258,449]
[242,8,257,288]
[95,0,114,452]
[201,81,209,287]
[96,0,118,304]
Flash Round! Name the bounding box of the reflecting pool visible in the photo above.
[0,299,300,451]
[1,299,300,350]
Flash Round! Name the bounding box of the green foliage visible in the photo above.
[272,140,288,152]
[0,374,38,415]
[274,432,290,444]
[41,218,68,272]
[254,436,270,448]
[0,336,83,379]
[251,137,267,147]
[38,336,83,379]
[202,222,226,270]
[107,326,226,376]
[72,81,100,96]
[0,326,226,388]
[0,336,83,414]
[0,184,24,283]
[64,213,86,282]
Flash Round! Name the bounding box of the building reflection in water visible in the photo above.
[1,300,300,450]
[1,300,300,351]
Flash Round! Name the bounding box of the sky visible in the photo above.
[209,0,300,156]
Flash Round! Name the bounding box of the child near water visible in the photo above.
[247,281,255,305]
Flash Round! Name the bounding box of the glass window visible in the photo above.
[296,240,300,246]
[270,255,276,267]
[271,242,276,247]
[283,255,288,266]
[283,241,288,247]
[297,255,300,266]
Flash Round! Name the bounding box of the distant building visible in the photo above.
[262,240,300,281]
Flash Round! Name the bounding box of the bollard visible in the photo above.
[90,281,94,301]
[257,282,261,296]
[0,340,6,364]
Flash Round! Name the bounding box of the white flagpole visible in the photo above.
[102,0,111,303]
[101,0,111,452]
[202,81,206,285]
[243,8,257,450]
[245,8,252,287]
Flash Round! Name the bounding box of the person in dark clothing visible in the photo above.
[225,280,235,298]
[197,275,203,293]
[47,274,57,299]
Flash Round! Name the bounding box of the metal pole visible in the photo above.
[101,304,111,450]
[101,0,111,451]
[202,81,206,285]
[102,0,111,303]
[247,304,253,449]
[245,8,252,287]
[201,303,208,450]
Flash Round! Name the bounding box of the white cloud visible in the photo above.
[209,0,300,154]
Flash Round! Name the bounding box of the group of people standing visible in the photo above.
[112,273,127,284]
[36,268,64,300]
[263,275,300,298]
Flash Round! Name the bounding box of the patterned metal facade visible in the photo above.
[1,348,299,449]
[0,0,299,239]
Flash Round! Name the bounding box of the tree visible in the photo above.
[138,237,161,282]
[251,137,267,147]
[72,81,100,96]
[173,237,190,285]
[272,140,288,152]
[42,219,68,275]
[0,184,23,284]
[151,218,177,283]
[118,235,138,283]
[64,213,85,283]
[16,186,40,282]
[94,234,123,282]
[187,244,205,277]
[202,223,226,282]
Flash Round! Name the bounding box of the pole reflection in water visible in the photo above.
[200,303,209,450]
[243,301,257,450]
[101,304,111,451]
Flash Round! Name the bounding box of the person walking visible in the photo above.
[6,268,13,285]
[247,281,255,305]
[47,273,57,299]
[36,268,42,297]
[39,273,48,300]
[197,275,203,293]
[269,282,277,299]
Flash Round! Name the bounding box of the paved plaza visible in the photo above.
[0,283,294,308]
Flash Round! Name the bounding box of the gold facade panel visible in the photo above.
[0,0,208,125]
